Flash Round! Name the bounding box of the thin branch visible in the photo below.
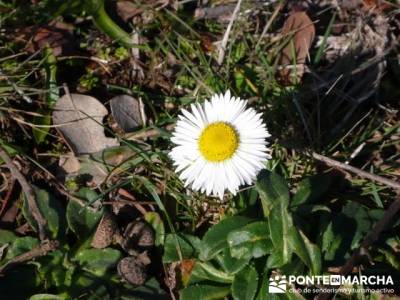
[311,152,400,190]
[0,240,59,275]
[217,0,243,65]
[0,146,47,241]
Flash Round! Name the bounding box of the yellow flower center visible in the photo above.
[198,122,239,162]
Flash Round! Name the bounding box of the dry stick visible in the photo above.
[0,240,59,275]
[311,152,400,190]
[217,0,243,65]
[0,146,47,241]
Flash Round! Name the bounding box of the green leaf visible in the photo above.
[163,233,201,263]
[255,170,290,217]
[145,212,165,246]
[255,171,293,265]
[22,186,65,239]
[74,248,121,277]
[227,221,273,260]
[6,237,39,260]
[37,249,69,288]
[320,221,342,261]
[200,216,253,261]
[291,174,331,207]
[66,188,103,240]
[216,248,249,274]
[268,205,293,265]
[288,228,321,275]
[189,261,234,284]
[231,265,259,300]
[341,202,379,249]
[180,284,230,300]
[0,229,17,246]
[120,277,169,299]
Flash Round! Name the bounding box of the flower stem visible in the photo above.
[86,0,134,48]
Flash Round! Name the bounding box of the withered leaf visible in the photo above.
[116,1,143,22]
[29,24,74,57]
[278,11,315,85]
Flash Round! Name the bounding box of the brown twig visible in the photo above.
[0,146,47,241]
[0,240,59,275]
[0,179,15,218]
[311,152,400,190]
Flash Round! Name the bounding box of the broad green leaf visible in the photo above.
[200,216,253,261]
[68,271,108,298]
[255,170,289,217]
[321,221,342,261]
[288,228,321,275]
[232,265,259,300]
[37,250,69,288]
[216,248,249,274]
[6,237,39,260]
[180,284,230,300]
[22,186,65,239]
[0,229,17,245]
[266,250,287,269]
[189,261,234,284]
[341,202,380,249]
[256,170,293,265]
[291,174,331,207]
[228,221,273,260]
[163,233,201,263]
[145,212,165,246]
[74,248,121,277]
[66,188,103,240]
[268,205,293,265]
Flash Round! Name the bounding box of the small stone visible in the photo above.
[118,256,148,286]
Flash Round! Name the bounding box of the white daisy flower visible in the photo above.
[169,90,271,199]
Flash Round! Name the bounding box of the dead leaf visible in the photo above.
[180,259,196,285]
[116,1,143,22]
[52,93,119,155]
[59,153,80,174]
[28,23,74,56]
[362,0,396,12]
[278,11,315,85]
[110,95,146,133]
